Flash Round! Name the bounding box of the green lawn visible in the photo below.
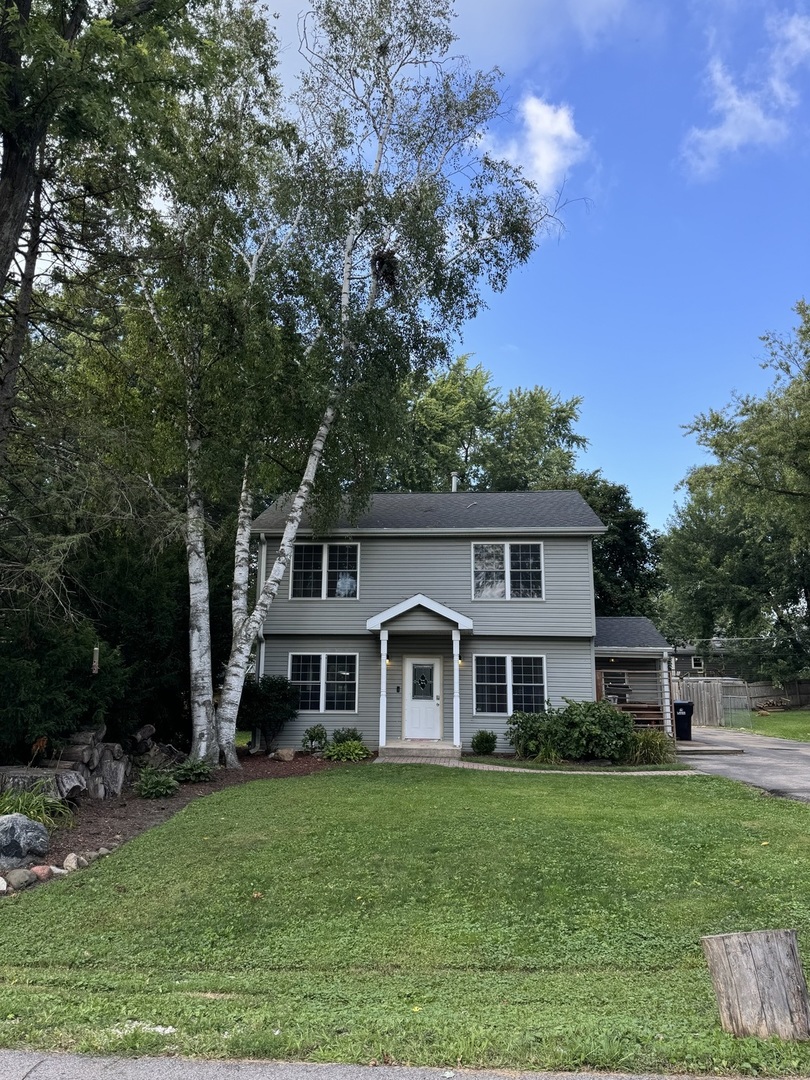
[751,709,810,742]
[4,766,810,1073]
[465,756,690,771]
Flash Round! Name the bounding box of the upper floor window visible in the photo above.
[291,543,358,599]
[691,655,704,671]
[472,542,544,600]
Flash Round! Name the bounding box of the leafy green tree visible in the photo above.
[569,472,661,617]
[0,0,200,455]
[380,357,585,491]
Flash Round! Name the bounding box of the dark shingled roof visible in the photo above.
[595,617,669,650]
[252,491,606,534]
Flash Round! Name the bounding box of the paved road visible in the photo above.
[0,1057,776,1080]
[685,726,810,801]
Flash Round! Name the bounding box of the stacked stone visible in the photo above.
[0,812,118,895]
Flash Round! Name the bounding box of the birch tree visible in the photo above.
[209,0,554,762]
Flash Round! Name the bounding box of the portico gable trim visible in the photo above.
[366,592,474,632]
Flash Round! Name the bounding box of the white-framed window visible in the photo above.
[471,542,544,600]
[691,655,704,671]
[473,654,546,714]
[288,653,358,712]
[290,543,359,599]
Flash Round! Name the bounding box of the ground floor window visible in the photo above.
[289,653,358,712]
[473,654,546,714]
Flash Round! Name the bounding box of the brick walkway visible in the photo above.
[374,756,689,776]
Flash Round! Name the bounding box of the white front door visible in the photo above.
[404,657,442,739]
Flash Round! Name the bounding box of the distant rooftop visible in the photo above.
[252,490,607,535]
[595,617,670,651]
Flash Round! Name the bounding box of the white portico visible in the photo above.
[366,593,473,753]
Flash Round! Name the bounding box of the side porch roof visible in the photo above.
[594,616,670,656]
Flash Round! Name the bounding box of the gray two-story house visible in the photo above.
[251,490,613,755]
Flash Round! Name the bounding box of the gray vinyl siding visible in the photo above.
[262,534,595,637]
[260,633,595,751]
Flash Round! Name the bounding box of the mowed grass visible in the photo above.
[464,756,690,771]
[751,709,810,742]
[4,766,810,1072]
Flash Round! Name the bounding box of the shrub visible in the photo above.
[302,724,329,752]
[332,727,363,745]
[134,766,179,799]
[471,730,497,755]
[0,783,74,830]
[629,729,676,765]
[544,699,636,763]
[322,739,371,762]
[507,700,636,763]
[505,711,549,759]
[172,759,214,783]
[238,675,299,748]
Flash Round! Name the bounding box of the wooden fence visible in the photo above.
[671,677,750,727]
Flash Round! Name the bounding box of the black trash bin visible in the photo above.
[674,700,694,741]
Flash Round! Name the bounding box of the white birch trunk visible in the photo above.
[186,438,217,764]
[214,401,337,759]
[215,460,253,768]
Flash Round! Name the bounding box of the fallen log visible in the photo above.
[56,744,92,764]
[0,766,86,801]
[702,929,810,1040]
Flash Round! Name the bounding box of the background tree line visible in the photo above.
[659,300,810,684]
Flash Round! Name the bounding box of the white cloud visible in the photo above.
[682,11,810,178]
[767,11,810,106]
[486,96,590,195]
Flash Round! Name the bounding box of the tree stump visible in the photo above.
[702,930,810,1040]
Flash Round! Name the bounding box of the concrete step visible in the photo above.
[377,741,461,761]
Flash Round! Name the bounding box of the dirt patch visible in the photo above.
[47,750,338,867]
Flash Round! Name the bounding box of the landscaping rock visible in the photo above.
[0,813,49,871]
[63,853,89,872]
[0,877,7,894]
[97,847,112,856]
[49,866,68,876]
[29,864,53,882]
[5,868,36,891]
[275,748,296,762]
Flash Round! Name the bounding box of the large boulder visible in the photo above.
[0,813,49,871]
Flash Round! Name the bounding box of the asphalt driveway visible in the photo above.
[685,726,810,801]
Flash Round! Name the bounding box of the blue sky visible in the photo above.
[275,1,810,531]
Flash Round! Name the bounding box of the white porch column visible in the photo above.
[661,655,673,736]
[452,628,461,748]
[379,630,389,748]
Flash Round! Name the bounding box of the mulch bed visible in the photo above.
[47,750,337,868]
